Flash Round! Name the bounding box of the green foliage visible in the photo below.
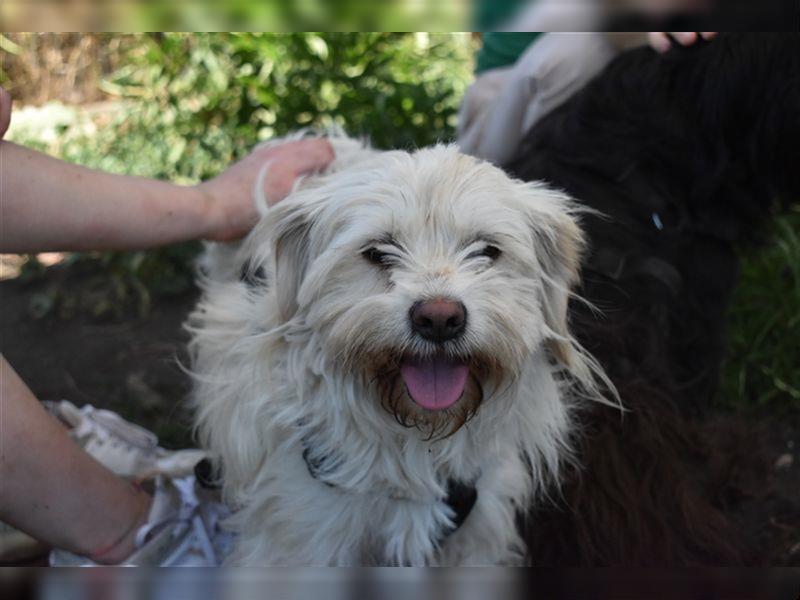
[15,2,470,32]
[92,33,474,182]
[720,209,800,411]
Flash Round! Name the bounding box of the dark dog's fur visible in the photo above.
[506,33,800,565]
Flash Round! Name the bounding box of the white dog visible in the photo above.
[187,136,614,565]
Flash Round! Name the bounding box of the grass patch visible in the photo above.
[720,207,800,411]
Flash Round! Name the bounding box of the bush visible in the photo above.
[84,33,475,181]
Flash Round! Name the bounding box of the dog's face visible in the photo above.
[262,146,583,438]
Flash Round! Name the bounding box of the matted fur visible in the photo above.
[187,140,616,565]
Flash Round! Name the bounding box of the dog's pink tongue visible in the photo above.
[400,356,469,411]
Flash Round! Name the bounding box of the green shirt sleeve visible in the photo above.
[474,33,542,75]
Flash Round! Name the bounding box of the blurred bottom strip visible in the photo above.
[2,568,799,600]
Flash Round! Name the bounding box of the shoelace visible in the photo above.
[133,476,224,566]
[75,405,158,450]
[67,403,206,480]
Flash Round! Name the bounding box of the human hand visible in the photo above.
[197,138,334,242]
[648,32,717,53]
[0,86,12,140]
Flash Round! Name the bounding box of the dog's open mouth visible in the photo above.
[399,355,469,411]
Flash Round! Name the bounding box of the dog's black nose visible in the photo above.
[410,299,467,342]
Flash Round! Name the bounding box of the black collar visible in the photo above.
[442,478,478,533]
[302,445,478,542]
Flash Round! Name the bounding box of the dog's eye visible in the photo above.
[467,245,502,261]
[362,247,392,268]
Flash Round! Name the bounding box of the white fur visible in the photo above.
[187,135,615,566]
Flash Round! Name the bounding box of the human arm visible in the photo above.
[0,137,333,253]
[0,86,10,139]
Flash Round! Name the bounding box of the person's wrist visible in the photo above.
[193,178,259,242]
[191,182,226,240]
[89,486,152,564]
[70,482,151,564]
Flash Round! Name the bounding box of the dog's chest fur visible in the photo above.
[195,315,562,565]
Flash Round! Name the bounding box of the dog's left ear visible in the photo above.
[517,182,586,367]
[268,201,313,322]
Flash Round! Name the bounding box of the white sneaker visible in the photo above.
[44,400,205,479]
[50,474,235,566]
[41,400,235,566]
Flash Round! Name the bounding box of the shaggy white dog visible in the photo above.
[188,136,613,566]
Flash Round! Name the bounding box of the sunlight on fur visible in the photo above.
[187,134,619,565]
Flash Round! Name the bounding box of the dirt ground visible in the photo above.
[1,260,798,565]
[1,260,198,450]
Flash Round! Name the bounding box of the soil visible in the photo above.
[1,260,798,565]
[1,260,198,450]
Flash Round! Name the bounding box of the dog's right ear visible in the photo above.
[512,181,586,368]
[269,202,313,322]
